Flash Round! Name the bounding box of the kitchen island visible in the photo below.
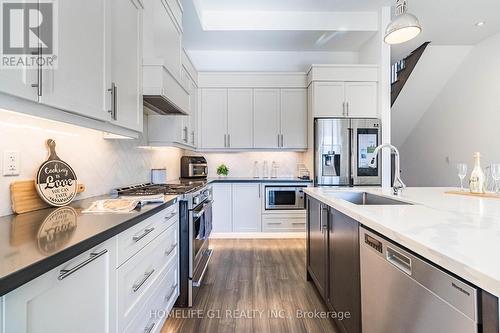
[304,187,500,333]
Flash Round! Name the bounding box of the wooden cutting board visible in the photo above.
[444,190,500,199]
[11,180,85,214]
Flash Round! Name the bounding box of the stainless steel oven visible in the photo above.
[188,186,213,306]
[265,186,306,210]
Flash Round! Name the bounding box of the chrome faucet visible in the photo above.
[369,143,406,196]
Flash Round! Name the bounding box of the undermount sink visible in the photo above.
[331,192,413,206]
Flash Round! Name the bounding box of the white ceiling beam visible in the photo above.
[200,11,379,31]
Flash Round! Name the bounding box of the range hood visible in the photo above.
[143,59,189,115]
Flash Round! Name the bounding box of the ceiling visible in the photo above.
[183,0,379,53]
[195,0,391,12]
[183,0,500,64]
[391,0,500,61]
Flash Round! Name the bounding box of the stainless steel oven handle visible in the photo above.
[192,250,213,287]
[192,200,213,218]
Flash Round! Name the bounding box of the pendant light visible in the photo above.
[384,0,422,44]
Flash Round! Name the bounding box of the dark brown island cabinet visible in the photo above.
[306,196,361,333]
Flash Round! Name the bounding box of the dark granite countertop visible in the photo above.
[207,177,312,183]
[0,194,178,296]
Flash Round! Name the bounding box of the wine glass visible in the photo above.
[457,163,468,191]
[491,164,500,194]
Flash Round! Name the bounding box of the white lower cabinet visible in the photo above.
[3,204,180,333]
[262,213,307,232]
[3,240,117,333]
[118,221,178,332]
[211,182,308,235]
[232,184,262,232]
[125,260,178,333]
[212,183,233,233]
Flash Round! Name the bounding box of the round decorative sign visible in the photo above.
[36,139,78,207]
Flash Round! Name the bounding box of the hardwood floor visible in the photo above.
[161,239,338,333]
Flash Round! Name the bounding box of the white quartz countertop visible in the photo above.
[304,187,500,297]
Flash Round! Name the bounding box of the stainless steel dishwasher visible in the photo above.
[359,227,479,333]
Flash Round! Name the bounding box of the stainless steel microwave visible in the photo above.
[265,186,306,210]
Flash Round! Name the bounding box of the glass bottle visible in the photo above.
[469,152,486,194]
[262,161,269,179]
[253,161,260,178]
[271,161,278,178]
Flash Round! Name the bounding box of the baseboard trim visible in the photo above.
[210,232,306,239]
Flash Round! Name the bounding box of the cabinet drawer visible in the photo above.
[124,260,179,333]
[117,222,178,331]
[262,215,306,232]
[117,204,178,265]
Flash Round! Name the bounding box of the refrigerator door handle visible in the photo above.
[348,127,354,186]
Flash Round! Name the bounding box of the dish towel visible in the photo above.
[196,204,213,240]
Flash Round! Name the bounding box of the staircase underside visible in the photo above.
[391,45,473,148]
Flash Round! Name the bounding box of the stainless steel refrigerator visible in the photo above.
[315,118,381,186]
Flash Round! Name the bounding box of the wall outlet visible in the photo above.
[3,150,20,176]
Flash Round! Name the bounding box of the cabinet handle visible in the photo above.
[165,243,177,256]
[281,134,284,148]
[133,268,155,292]
[292,222,306,225]
[227,134,230,147]
[224,134,227,148]
[31,44,42,97]
[58,249,108,281]
[342,102,346,117]
[267,222,282,225]
[346,101,349,117]
[277,134,280,147]
[164,212,177,221]
[108,82,117,120]
[191,131,195,145]
[165,283,178,301]
[132,227,155,242]
[144,322,156,333]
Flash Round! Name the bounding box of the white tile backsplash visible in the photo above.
[0,110,182,216]
[188,151,305,178]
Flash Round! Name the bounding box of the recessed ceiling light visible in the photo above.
[475,21,485,27]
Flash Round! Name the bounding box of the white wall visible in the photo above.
[188,151,305,178]
[400,32,500,187]
[0,110,183,216]
[187,50,359,72]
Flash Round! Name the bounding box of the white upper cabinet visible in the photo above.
[0,69,38,102]
[4,241,116,333]
[109,0,144,132]
[312,82,345,117]
[143,0,181,80]
[344,82,377,118]
[280,88,307,149]
[201,89,227,149]
[253,89,281,149]
[227,89,253,148]
[311,81,378,118]
[39,0,109,121]
[232,184,262,232]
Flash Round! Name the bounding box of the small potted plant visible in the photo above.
[216,164,229,178]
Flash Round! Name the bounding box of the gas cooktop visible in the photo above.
[114,181,206,196]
